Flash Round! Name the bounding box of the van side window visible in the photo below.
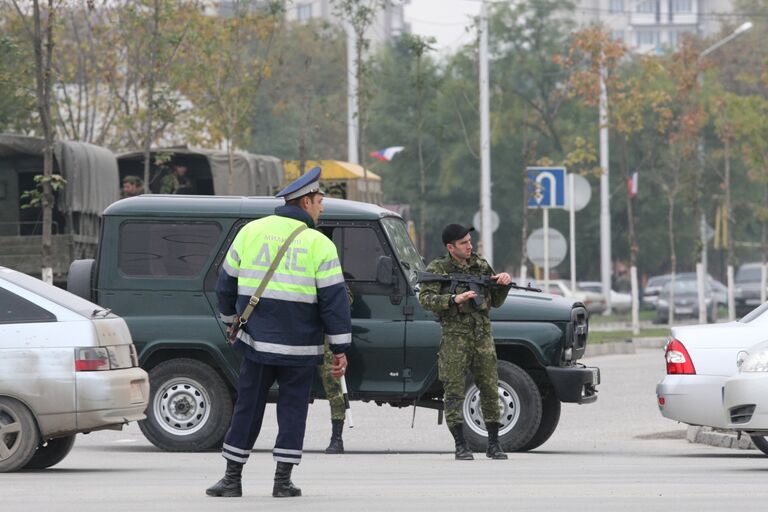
[0,288,56,324]
[119,221,222,277]
[331,227,385,281]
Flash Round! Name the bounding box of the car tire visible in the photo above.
[24,435,76,470]
[0,397,40,473]
[462,361,542,453]
[517,386,561,452]
[139,358,232,452]
[750,435,768,456]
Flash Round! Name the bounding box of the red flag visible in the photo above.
[627,172,638,198]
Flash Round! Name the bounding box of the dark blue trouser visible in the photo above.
[221,358,315,466]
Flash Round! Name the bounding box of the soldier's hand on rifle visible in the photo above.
[454,291,477,304]
[492,273,513,286]
[331,353,348,379]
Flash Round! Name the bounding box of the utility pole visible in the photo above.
[346,20,359,165]
[479,2,493,265]
[599,67,612,314]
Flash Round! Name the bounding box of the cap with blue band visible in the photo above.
[276,166,325,201]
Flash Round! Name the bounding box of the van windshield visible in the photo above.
[380,217,425,279]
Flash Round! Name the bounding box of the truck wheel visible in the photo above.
[518,387,561,451]
[462,361,542,453]
[0,397,40,473]
[139,358,232,452]
[24,435,76,470]
[749,435,768,456]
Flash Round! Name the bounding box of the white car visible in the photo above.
[723,335,768,454]
[655,303,768,454]
[577,281,631,313]
[544,280,606,314]
[0,267,149,472]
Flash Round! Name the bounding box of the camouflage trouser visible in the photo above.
[438,322,500,428]
[318,340,346,421]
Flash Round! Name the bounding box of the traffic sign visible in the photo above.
[472,209,500,233]
[526,228,567,268]
[564,174,592,212]
[527,167,566,208]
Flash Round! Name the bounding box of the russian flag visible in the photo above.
[369,146,404,162]
[627,171,638,199]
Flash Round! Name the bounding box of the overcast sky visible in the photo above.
[403,0,481,54]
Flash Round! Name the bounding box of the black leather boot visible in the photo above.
[273,461,302,498]
[206,460,243,497]
[485,423,508,460]
[448,425,474,460]
[325,419,345,454]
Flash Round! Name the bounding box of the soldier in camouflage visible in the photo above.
[418,224,512,460]
[319,343,347,453]
[318,278,354,454]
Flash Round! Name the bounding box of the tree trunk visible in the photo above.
[142,0,161,194]
[31,0,56,283]
[298,57,311,176]
[724,134,733,266]
[227,138,235,196]
[356,34,369,203]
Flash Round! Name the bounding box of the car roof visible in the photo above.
[103,195,402,221]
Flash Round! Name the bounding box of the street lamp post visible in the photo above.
[697,21,753,323]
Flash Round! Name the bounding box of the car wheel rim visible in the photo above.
[463,381,521,437]
[154,377,212,437]
[0,406,22,462]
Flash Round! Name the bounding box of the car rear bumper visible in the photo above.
[546,365,600,404]
[656,374,728,428]
[724,372,768,431]
[76,367,149,431]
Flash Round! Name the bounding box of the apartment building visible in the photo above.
[572,0,738,52]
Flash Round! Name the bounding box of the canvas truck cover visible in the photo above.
[117,146,284,196]
[0,133,119,240]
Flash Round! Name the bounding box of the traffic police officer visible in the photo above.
[206,167,352,498]
[418,224,512,460]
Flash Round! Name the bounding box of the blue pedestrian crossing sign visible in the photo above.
[527,167,566,208]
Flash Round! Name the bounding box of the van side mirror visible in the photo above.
[376,255,394,285]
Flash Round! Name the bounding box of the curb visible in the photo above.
[585,337,666,357]
[687,426,756,450]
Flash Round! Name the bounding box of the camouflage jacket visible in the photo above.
[418,252,510,330]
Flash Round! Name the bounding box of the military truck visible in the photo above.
[67,195,599,453]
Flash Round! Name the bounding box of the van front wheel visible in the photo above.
[140,358,232,452]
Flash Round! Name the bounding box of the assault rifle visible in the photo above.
[415,270,542,309]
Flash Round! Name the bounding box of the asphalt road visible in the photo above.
[6,348,768,512]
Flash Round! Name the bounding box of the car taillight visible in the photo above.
[75,347,110,371]
[665,339,696,375]
[129,344,139,367]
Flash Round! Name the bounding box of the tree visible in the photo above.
[10,0,60,283]
[367,33,441,253]
[180,0,282,194]
[402,34,437,254]
[247,19,347,164]
[333,0,386,203]
[0,14,35,132]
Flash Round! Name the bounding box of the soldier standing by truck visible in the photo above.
[418,224,512,460]
[206,168,352,498]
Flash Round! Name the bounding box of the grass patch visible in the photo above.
[590,310,656,324]
[589,328,669,345]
